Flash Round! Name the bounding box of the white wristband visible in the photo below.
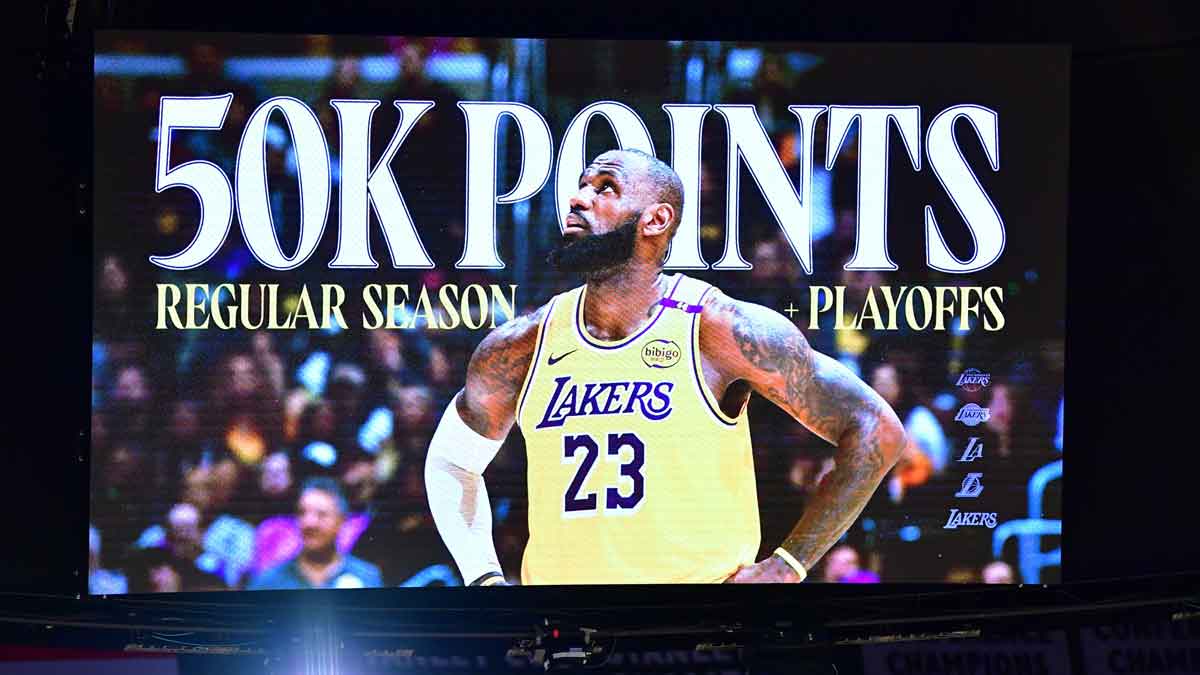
[773,548,808,582]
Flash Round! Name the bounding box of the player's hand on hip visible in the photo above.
[723,556,804,583]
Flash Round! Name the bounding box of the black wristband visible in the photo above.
[469,571,506,586]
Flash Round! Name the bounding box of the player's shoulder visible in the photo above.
[462,297,557,430]
[473,298,553,360]
[696,284,808,376]
[478,307,544,350]
[698,285,797,338]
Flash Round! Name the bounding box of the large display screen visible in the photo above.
[90,32,1067,592]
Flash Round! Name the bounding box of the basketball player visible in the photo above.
[425,149,906,585]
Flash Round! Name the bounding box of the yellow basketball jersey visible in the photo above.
[514,274,760,584]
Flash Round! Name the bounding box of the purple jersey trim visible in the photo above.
[691,286,738,427]
[658,297,704,313]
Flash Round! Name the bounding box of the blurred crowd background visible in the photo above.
[91,34,1064,593]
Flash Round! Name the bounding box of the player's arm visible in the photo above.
[424,305,546,586]
[701,293,906,582]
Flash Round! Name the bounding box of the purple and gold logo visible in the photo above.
[944,509,998,529]
[955,403,991,427]
[956,368,991,392]
[955,472,985,498]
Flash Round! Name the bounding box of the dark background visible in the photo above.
[7,0,1192,599]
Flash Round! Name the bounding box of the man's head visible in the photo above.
[112,364,150,406]
[221,353,261,401]
[169,400,201,442]
[328,363,367,417]
[297,477,348,557]
[394,384,435,430]
[870,363,902,408]
[750,239,785,283]
[549,149,684,280]
[823,544,861,583]
[260,451,292,498]
[166,502,203,560]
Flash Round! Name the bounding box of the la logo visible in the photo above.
[958,437,984,462]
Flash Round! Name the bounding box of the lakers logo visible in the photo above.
[956,368,991,392]
[641,339,681,369]
[955,403,991,427]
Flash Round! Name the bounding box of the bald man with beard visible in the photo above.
[425,149,905,586]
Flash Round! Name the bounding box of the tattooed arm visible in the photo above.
[425,305,546,585]
[456,304,548,439]
[700,292,906,582]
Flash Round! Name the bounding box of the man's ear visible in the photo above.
[641,202,675,237]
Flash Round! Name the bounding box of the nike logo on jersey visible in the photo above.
[535,375,674,429]
[547,349,578,366]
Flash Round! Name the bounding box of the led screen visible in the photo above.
[91,32,1067,592]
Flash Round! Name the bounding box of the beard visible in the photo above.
[547,213,639,279]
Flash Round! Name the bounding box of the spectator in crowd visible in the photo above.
[391,383,436,462]
[160,399,212,494]
[830,268,886,377]
[130,503,227,593]
[821,544,863,583]
[88,526,127,595]
[127,544,225,594]
[982,560,1016,584]
[166,503,205,562]
[209,352,283,468]
[318,57,362,143]
[721,52,794,135]
[179,42,233,96]
[870,362,948,466]
[283,387,314,445]
[986,381,1016,459]
[425,343,456,399]
[177,461,257,588]
[256,451,297,518]
[841,568,882,584]
[342,458,381,515]
[95,254,142,352]
[327,363,371,461]
[108,362,154,445]
[741,236,801,311]
[251,333,287,401]
[373,37,468,266]
[247,478,382,590]
[869,362,947,502]
[296,398,340,478]
[355,508,455,587]
[93,439,147,554]
[363,329,411,407]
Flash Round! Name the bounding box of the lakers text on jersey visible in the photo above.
[514,274,760,584]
